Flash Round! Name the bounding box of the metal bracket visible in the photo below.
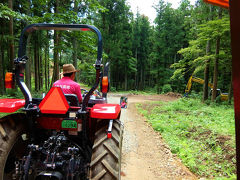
[14,55,28,65]
[107,120,113,139]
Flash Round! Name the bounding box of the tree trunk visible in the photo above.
[139,65,142,90]
[34,36,39,92]
[228,72,233,104]
[1,42,5,94]
[51,0,60,86]
[72,37,77,77]
[157,59,161,94]
[72,0,78,81]
[203,40,211,101]
[0,40,4,95]
[25,0,31,91]
[135,48,138,89]
[45,37,48,90]
[39,32,43,91]
[39,54,43,90]
[212,8,222,101]
[124,65,127,91]
[52,30,60,85]
[203,5,213,102]
[0,20,5,94]
[8,0,14,70]
[25,35,32,91]
[212,37,220,101]
[142,66,145,90]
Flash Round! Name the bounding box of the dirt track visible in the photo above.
[108,93,197,180]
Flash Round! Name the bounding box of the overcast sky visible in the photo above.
[127,0,196,23]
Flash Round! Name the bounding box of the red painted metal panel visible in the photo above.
[80,28,90,31]
[39,87,69,114]
[204,0,229,9]
[90,104,121,119]
[0,99,25,113]
[36,117,82,131]
[229,0,240,177]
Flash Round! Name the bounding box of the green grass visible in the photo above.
[137,98,236,179]
[79,82,91,90]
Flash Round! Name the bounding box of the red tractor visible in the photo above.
[0,24,123,180]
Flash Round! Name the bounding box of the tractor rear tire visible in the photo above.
[0,114,27,180]
[90,120,123,180]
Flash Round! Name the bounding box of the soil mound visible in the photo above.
[166,92,182,98]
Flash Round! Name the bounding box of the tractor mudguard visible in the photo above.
[90,104,121,119]
[0,99,25,113]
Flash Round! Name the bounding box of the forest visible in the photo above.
[0,0,236,178]
[0,0,231,101]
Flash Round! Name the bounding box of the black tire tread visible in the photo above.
[0,114,26,180]
[90,120,123,180]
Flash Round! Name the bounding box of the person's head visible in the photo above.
[63,72,76,80]
[62,64,79,80]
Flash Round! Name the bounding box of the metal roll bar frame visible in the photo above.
[14,23,103,111]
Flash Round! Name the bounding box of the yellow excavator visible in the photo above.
[184,76,228,101]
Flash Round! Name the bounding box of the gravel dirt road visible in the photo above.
[108,93,197,180]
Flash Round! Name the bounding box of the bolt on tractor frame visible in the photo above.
[0,24,123,180]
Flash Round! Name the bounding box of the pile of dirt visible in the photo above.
[166,92,182,98]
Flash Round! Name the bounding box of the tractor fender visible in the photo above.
[0,99,25,113]
[0,113,26,123]
[90,104,121,119]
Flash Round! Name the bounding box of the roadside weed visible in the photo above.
[136,98,236,178]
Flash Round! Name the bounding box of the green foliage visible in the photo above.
[161,84,172,93]
[137,98,236,178]
[0,0,232,102]
[171,5,231,97]
[0,3,31,20]
[198,17,230,42]
[95,0,137,90]
[79,62,96,86]
[150,0,194,92]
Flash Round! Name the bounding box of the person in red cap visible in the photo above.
[53,64,82,103]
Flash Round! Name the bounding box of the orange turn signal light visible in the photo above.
[5,72,14,89]
[203,0,229,9]
[102,76,109,93]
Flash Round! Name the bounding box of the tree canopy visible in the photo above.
[0,0,232,102]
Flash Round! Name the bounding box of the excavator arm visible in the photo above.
[192,77,214,89]
[185,76,193,94]
[185,76,208,95]
[184,75,228,100]
[185,76,214,96]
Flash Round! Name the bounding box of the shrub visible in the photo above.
[110,86,116,92]
[161,84,172,93]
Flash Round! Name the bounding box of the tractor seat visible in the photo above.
[64,94,80,107]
